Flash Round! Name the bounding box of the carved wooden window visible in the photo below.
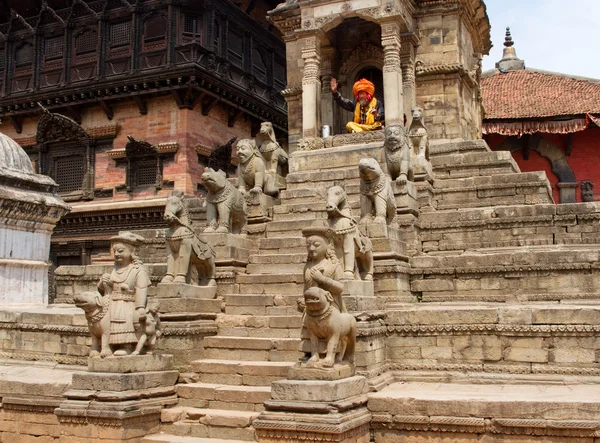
[134,160,159,187]
[54,155,85,193]
[110,21,131,48]
[252,43,267,82]
[75,29,98,57]
[44,36,64,61]
[143,15,167,50]
[227,28,244,68]
[15,43,34,68]
[213,20,220,52]
[183,13,202,42]
[273,58,286,90]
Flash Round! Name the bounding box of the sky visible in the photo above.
[482,0,600,79]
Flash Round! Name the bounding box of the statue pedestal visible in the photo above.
[246,193,278,223]
[412,154,434,183]
[392,180,419,215]
[55,354,178,442]
[361,220,408,262]
[254,374,371,443]
[200,232,256,267]
[342,280,378,312]
[155,282,220,314]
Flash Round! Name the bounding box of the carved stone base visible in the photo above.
[361,220,408,262]
[154,282,220,314]
[88,354,173,373]
[246,193,278,223]
[342,280,378,312]
[55,357,178,440]
[288,362,354,381]
[201,232,256,267]
[412,154,434,183]
[392,180,420,215]
[255,376,371,443]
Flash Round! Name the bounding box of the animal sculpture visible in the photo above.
[201,167,247,234]
[358,157,396,225]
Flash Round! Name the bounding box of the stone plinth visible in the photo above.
[56,355,178,442]
[255,375,371,443]
[392,180,419,215]
[361,221,408,262]
[0,133,70,306]
[201,232,256,267]
[290,140,384,173]
[154,282,220,315]
[288,362,354,381]
[342,280,378,312]
[246,193,278,223]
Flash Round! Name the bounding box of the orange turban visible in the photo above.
[352,78,375,98]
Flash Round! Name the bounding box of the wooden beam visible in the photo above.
[228,108,244,128]
[251,119,261,137]
[133,96,147,115]
[170,90,184,108]
[8,116,22,134]
[98,100,113,120]
[201,96,219,116]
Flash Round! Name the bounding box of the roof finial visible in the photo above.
[504,27,514,48]
[496,26,525,72]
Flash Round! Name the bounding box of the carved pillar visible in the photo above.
[301,33,322,138]
[320,46,334,130]
[380,22,403,125]
[401,34,417,123]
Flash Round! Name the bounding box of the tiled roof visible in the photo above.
[481,69,600,120]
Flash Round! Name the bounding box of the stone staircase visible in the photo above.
[146,137,600,442]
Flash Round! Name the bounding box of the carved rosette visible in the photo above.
[381,22,402,74]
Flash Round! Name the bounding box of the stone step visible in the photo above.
[190,359,294,386]
[369,381,600,439]
[429,139,490,157]
[224,294,301,316]
[249,252,306,264]
[257,236,307,254]
[431,150,518,178]
[202,336,302,362]
[246,262,305,274]
[216,314,303,337]
[161,407,258,442]
[176,383,271,411]
[432,171,553,210]
[143,435,250,443]
[236,273,304,295]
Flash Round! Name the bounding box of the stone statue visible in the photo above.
[74,291,112,358]
[259,122,288,176]
[582,180,594,202]
[408,107,430,161]
[236,139,279,197]
[302,287,357,368]
[384,123,414,185]
[358,157,396,225]
[302,226,345,314]
[326,185,374,281]
[133,301,161,355]
[162,190,216,286]
[89,231,151,357]
[201,167,247,234]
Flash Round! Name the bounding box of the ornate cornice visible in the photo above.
[387,323,600,336]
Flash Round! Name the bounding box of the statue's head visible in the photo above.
[147,301,160,315]
[201,167,227,192]
[164,190,185,223]
[303,287,334,313]
[385,123,406,145]
[358,157,383,182]
[110,231,143,266]
[326,185,347,213]
[236,139,257,164]
[411,107,424,121]
[260,121,273,135]
[302,226,334,262]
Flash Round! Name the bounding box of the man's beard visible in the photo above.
[359,99,369,107]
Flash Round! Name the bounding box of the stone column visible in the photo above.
[320,46,335,131]
[401,34,418,122]
[381,22,403,125]
[301,33,322,138]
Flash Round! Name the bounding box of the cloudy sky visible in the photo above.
[482,0,600,79]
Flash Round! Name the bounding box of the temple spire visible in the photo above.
[496,26,525,72]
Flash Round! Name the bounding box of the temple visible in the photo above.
[0,1,600,443]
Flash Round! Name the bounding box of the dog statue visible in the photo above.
[74,291,112,358]
[302,287,357,368]
[201,167,247,234]
[358,157,396,225]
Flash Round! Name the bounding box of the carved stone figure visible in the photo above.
[582,180,594,202]
[259,122,288,176]
[201,167,247,234]
[133,301,161,355]
[408,107,432,179]
[302,287,357,368]
[358,157,396,225]
[96,231,151,357]
[326,185,374,281]
[74,291,111,358]
[302,226,345,314]
[384,123,414,185]
[236,139,278,197]
[162,190,216,286]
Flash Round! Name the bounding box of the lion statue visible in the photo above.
[384,123,414,185]
[236,139,279,197]
[259,121,288,177]
[358,157,396,225]
[302,287,357,368]
[74,291,112,358]
[408,107,433,180]
[201,167,247,234]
